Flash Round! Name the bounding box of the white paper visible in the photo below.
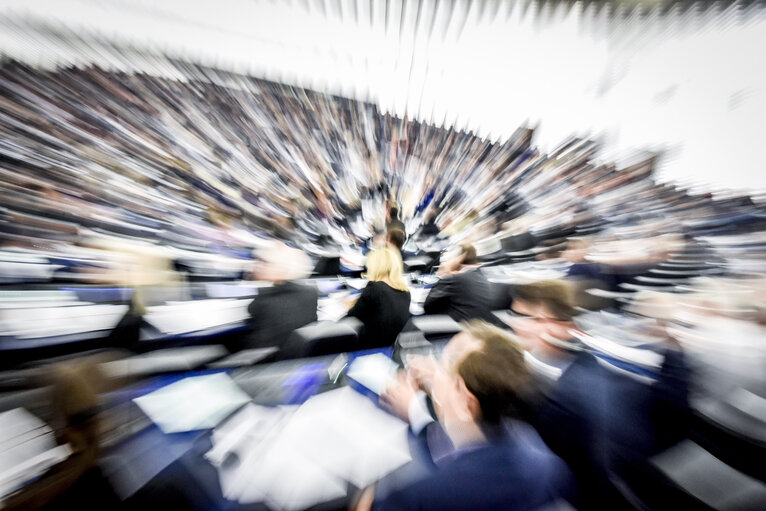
[206,386,411,509]
[0,408,72,501]
[133,373,250,433]
[346,353,400,395]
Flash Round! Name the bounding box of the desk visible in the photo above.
[100,348,401,510]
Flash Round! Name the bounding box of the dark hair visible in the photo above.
[460,244,479,265]
[457,321,530,424]
[389,206,400,220]
[512,280,576,321]
[387,228,406,250]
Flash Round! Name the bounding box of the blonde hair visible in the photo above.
[365,247,408,292]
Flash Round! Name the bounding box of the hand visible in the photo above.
[352,485,376,511]
[406,355,437,393]
[342,296,358,310]
[380,371,417,423]
[436,253,465,277]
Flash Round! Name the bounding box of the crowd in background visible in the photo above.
[1,57,765,510]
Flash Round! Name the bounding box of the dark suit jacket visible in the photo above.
[374,421,573,511]
[422,268,497,324]
[532,351,624,509]
[245,281,318,350]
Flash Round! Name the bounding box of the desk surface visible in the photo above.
[99,348,396,507]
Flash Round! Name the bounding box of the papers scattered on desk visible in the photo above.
[346,353,399,395]
[0,408,72,502]
[0,303,128,339]
[143,298,249,335]
[344,278,368,290]
[133,372,250,433]
[317,292,352,322]
[207,387,411,510]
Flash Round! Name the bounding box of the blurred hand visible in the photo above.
[380,371,417,423]
[436,252,465,277]
[352,485,376,511]
[342,296,358,310]
[406,355,437,393]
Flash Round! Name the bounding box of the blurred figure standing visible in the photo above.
[346,247,411,349]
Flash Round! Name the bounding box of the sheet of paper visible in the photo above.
[346,353,400,395]
[133,372,250,433]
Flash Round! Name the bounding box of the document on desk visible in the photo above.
[317,291,353,322]
[133,372,250,433]
[346,353,399,395]
[0,408,72,502]
[206,387,411,510]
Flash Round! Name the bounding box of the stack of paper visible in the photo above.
[207,386,411,510]
[0,408,72,502]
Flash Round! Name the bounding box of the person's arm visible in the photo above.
[347,285,372,320]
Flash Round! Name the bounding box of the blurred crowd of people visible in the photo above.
[1,55,766,511]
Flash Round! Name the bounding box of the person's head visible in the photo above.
[252,242,313,283]
[459,244,479,265]
[562,238,590,263]
[364,247,408,291]
[388,206,400,221]
[432,321,529,439]
[510,280,577,350]
[386,228,406,251]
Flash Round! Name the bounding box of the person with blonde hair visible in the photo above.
[347,247,411,349]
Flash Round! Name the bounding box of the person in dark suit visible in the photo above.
[244,243,318,352]
[386,228,406,263]
[423,245,497,324]
[347,247,411,349]
[509,280,637,509]
[355,321,573,511]
[386,206,405,233]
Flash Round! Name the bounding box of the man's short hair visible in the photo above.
[512,280,576,321]
[389,206,400,219]
[387,228,406,250]
[457,320,530,424]
[460,244,479,265]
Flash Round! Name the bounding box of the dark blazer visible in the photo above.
[347,281,411,349]
[423,268,497,324]
[373,421,573,511]
[532,351,623,509]
[245,281,318,350]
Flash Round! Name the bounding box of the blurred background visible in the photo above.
[0,1,764,510]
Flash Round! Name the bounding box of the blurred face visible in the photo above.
[431,333,482,428]
[510,300,573,350]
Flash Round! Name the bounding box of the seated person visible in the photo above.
[358,320,573,511]
[347,247,411,349]
[245,243,318,351]
[508,280,624,509]
[512,281,692,508]
[423,245,497,324]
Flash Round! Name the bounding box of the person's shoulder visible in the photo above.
[365,280,384,291]
[282,280,319,298]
